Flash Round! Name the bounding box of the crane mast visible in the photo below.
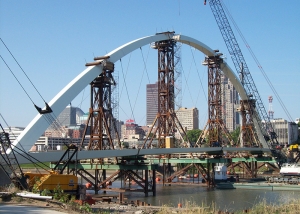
[206,0,278,147]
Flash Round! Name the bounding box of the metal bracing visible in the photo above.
[207,0,278,147]
[239,99,260,147]
[157,39,176,147]
[80,60,121,152]
[197,54,234,147]
[0,125,28,190]
[16,33,261,156]
[142,34,190,149]
[111,69,119,141]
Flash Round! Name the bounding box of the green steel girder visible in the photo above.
[231,157,274,163]
[50,157,276,171]
[50,163,158,170]
[147,158,230,164]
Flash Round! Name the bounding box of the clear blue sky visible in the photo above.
[0,0,299,129]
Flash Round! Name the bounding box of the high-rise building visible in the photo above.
[267,118,298,145]
[50,105,84,128]
[175,107,199,139]
[146,82,158,126]
[221,76,240,132]
[113,119,124,140]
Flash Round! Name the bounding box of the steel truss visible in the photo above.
[142,34,189,149]
[196,53,234,147]
[207,0,278,147]
[239,99,260,147]
[80,59,121,152]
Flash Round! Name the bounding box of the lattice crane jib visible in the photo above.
[0,124,28,190]
[206,0,278,148]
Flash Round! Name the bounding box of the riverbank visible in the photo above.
[2,191,300,214]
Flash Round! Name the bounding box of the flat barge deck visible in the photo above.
[217,182,300,191]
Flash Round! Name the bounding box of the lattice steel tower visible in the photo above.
[81,57,121,151]
[142,32,189,149]
[196,52,233,147]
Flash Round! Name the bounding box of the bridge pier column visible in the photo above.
[152,169,156,196]
[145,170,149,197]
[95,169,99,194]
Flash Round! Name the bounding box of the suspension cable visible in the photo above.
[131,47,148,115]
[0,38,46,103]
[181,46,197,106]
[189,47,208,129]
[190,45,208,103]
[119,59,136,123]
[139,46,159,125]
[0,55,35,104]
[119,53,131,101]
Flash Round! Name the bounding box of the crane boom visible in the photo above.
[206,0,278,147]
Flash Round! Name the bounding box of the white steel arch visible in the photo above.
[14,33,267,153]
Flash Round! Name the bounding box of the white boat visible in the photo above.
[280,163,300,176]
[214,164,228,181]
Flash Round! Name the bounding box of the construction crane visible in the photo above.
[0,123,78,192]
[204,0,279,148]
[0,123,29,190]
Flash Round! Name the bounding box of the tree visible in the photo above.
[230,127,240,144]
[186,129,202,143]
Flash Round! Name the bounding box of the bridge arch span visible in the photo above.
[14,33,264,152]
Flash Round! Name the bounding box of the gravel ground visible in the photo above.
[0,192,179,214]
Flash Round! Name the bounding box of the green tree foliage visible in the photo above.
[148,132,156,139]
[186,129,202,143]
[230,127,240,143]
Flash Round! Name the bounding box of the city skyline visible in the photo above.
[1,1,299,129]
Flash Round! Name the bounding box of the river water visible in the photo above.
[128,184,300,212]
[87,180,300,212]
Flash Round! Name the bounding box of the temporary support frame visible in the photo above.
[238,99,260,147]
[80,59,121,152]
[196,53,234,147]
[142,33,190,149]
[52,162,158,196]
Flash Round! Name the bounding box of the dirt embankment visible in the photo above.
[0,192,169,214]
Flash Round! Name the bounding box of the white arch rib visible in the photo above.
[13,33,267,153]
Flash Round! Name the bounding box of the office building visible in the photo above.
[146,82,158,126]
[221,76,240,132]
[269,118,298,145]
[1,126,90,152]
[175,107,199,139]
[50,105,84,128]
[121,119,145,141]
